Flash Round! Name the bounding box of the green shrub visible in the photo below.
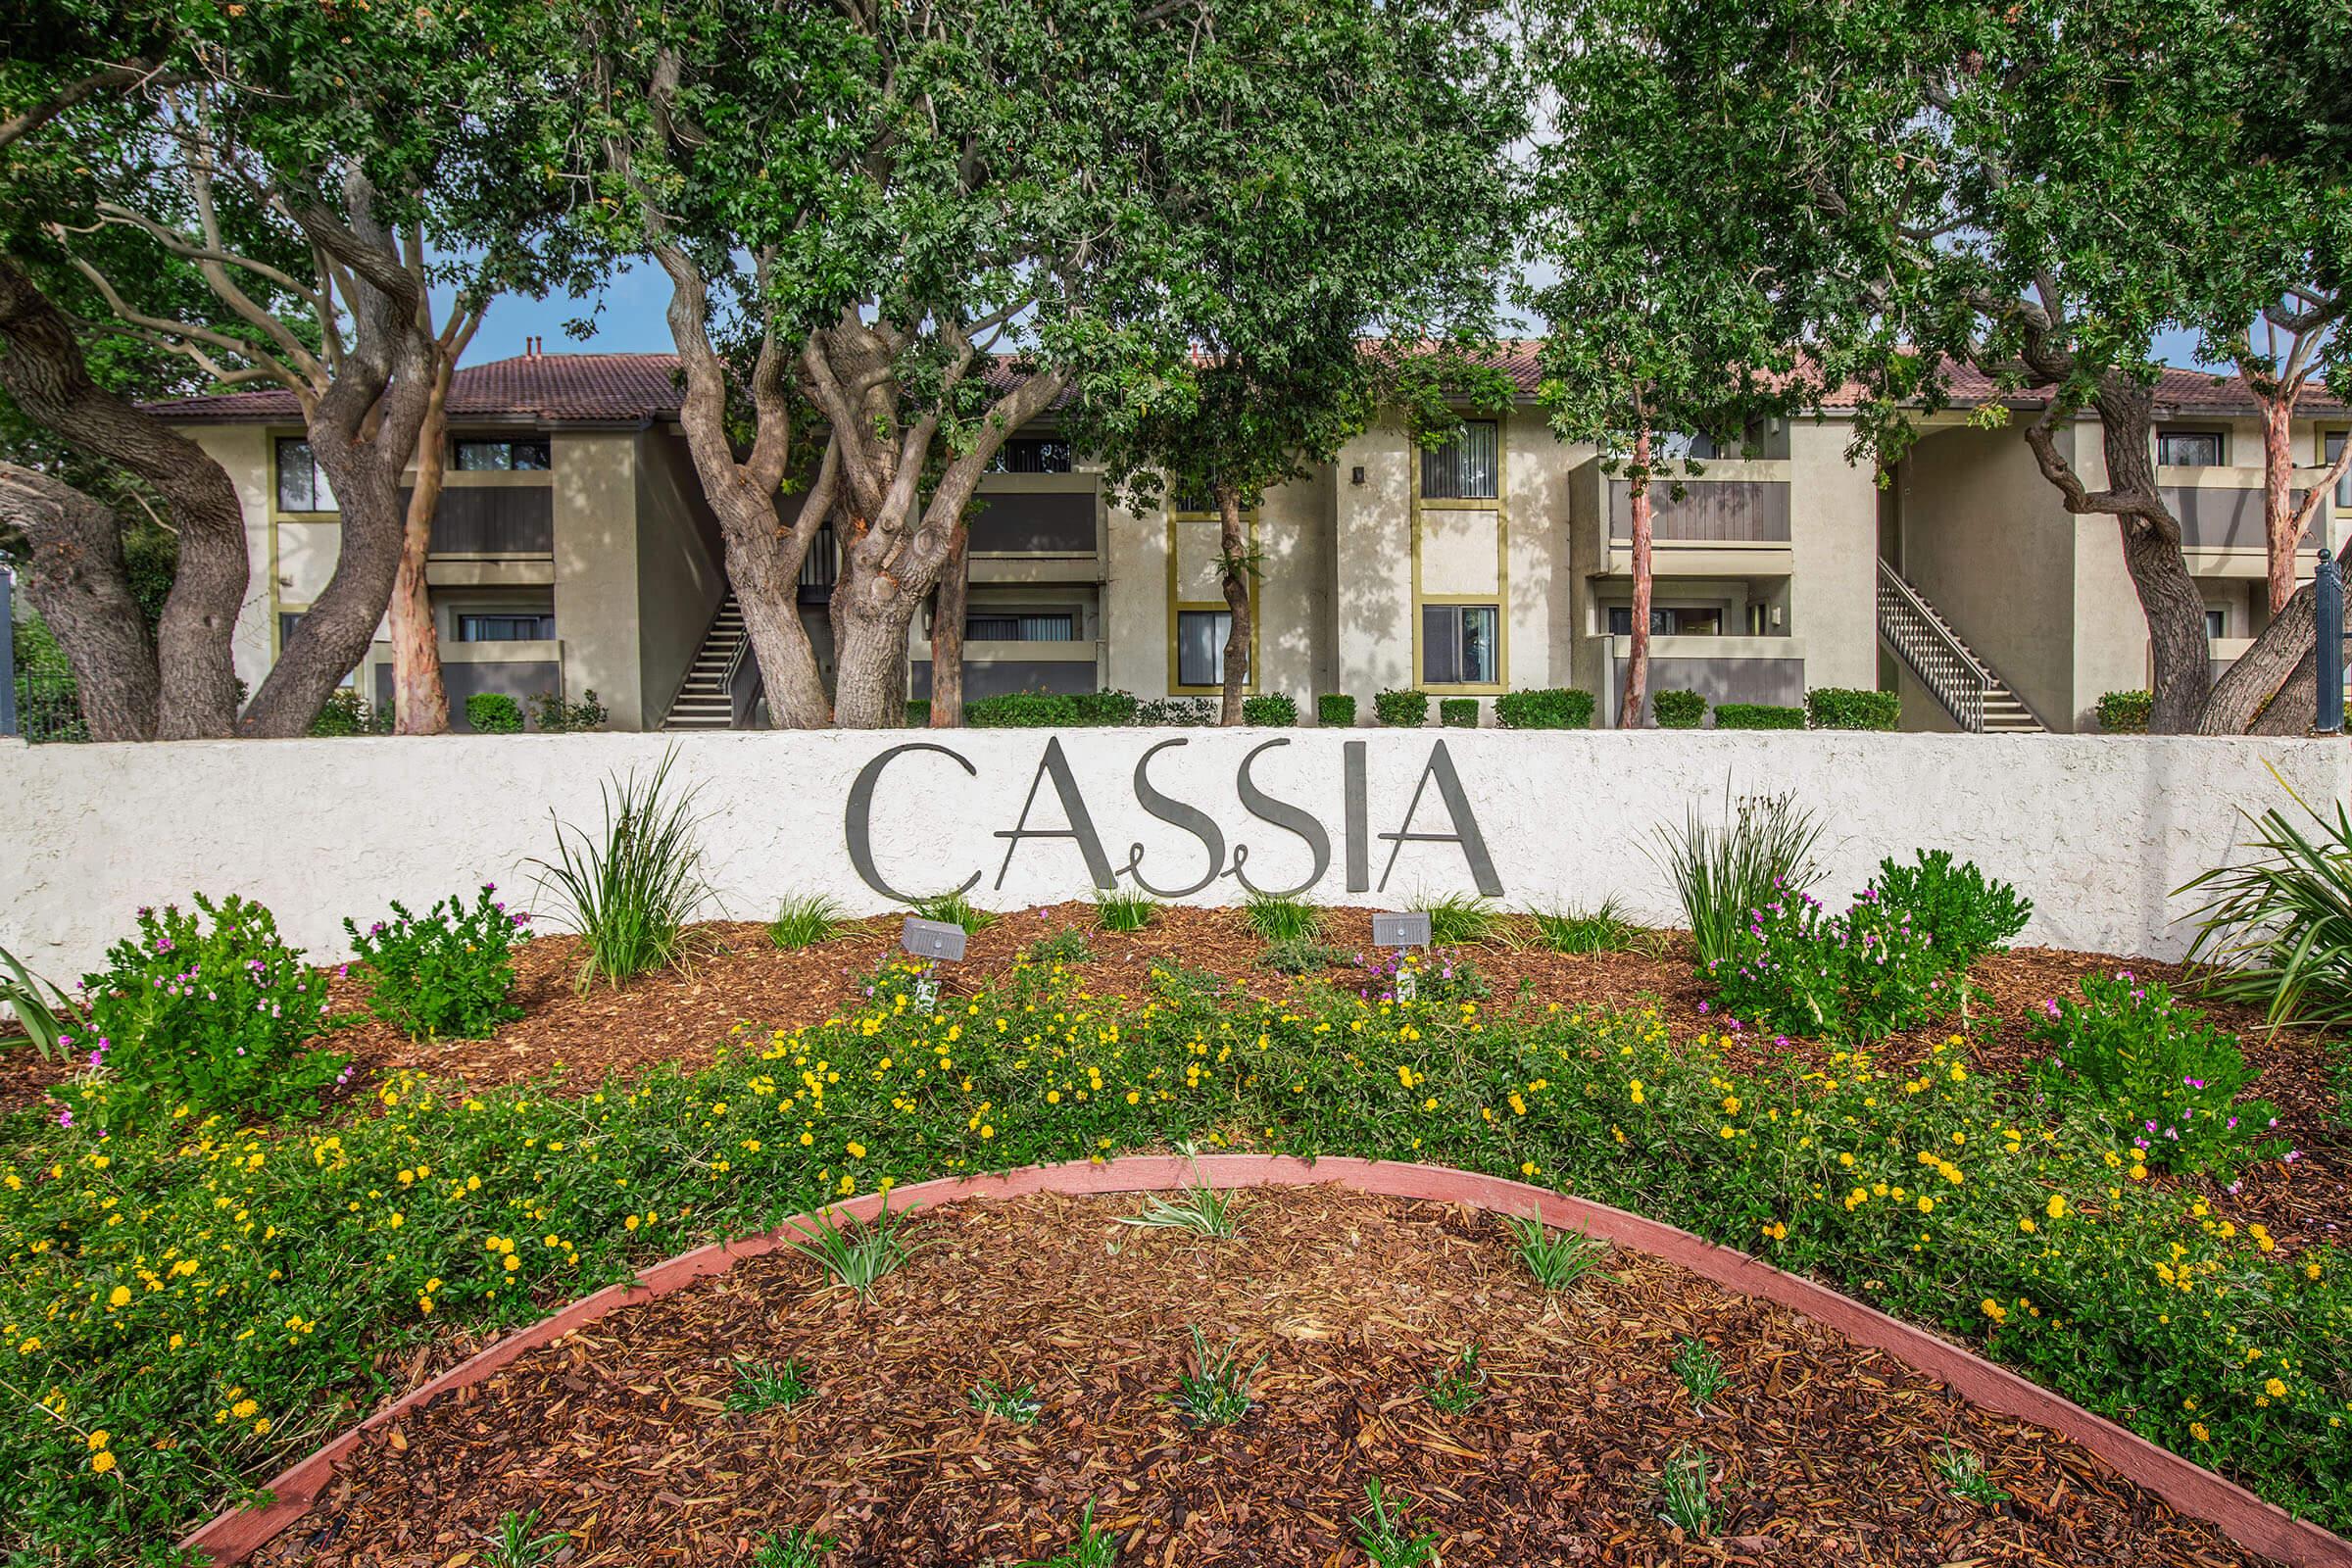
[966,692,1082,727]
[2098,690,2153,733]
[768,893,847,951]
[531,749,712,989]
[2027,973,2288,1177]
[1374,688,1429,727]
[465,692,525,734]
[2179,790,2352,1027]
[66,894,343,1127]
[1712,702,1804,730]
[1804,687,1899,730]
[1439,698,1478,728]
[1651,689,1706,729]
[1704,884,1959,1041]
[307,688,389,737]
[530,689,609,734]
[1138,696,1216,725]
[1071,689,1141,726]
[1528,899,1640,956]
[1363,946,1487,1002]
[1874,851,2032,971]
[1493,687,1595,729]
[1092,887,1156,933]
[1317,693,1357,727]
[912,890,996,934]
[343,887,528,1041]
[1244,890,1320,943]
[1652,791,1822,965]
[1258,934,1343,974]
[1242,693,1298,726]
[1417,891,1496,946]
[905,699,932,726]
[1027,927,1094,965]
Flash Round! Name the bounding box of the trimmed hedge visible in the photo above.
[1072,689,1141,725]
[2099,690,2153,734]
[464,692,524,734]
[1440,698,1478,728]
[1652,689,1706,729]
[964,690,1143,728]
[1805,687,1900,731]
[1317,693,1357,727]
[905,700,932,726]
[1242,693,1298,726]
[1713,702,1805,730]
[1494,687,1596,730]
[1374,688,1430,727]
[1139,696,1216,725]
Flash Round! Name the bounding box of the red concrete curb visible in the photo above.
[180,1154,2352,1568]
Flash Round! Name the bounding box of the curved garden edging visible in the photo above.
[182,1153,2352,1568]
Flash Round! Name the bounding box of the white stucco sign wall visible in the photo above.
[0,729,2342,980]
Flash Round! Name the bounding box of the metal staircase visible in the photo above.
[1876,560,2044,733]
[661,592,746,730]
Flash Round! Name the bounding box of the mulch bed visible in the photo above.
[256,1184,2265,1568]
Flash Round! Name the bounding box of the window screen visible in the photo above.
[275,438,336,512]
[1420,421,1499,500]
[1422,604,1498,684]
[1177,610,1238,687]
[457,612,556,642]
[2157,430,2225,467]
[453,438,552,470]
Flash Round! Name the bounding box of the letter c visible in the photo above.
[845,742,981,902]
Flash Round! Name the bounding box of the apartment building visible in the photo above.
[163,348,2348,734]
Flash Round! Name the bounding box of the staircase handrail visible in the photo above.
[1877,559,1990,732]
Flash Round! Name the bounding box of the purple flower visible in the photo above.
[57,1108,72,1128]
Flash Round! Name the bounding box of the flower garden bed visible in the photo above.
[3,889,2348,1565]
[243,1182,2271,1567]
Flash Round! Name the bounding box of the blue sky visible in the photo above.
[462,267,2230,373]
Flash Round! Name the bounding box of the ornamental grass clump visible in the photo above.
[767,893,847,951]
[2027,972,2288,1177]
[2178,785,2352,1027]
[1652,790,1822,965]
[68,893,342,1127]
[532,749,711,990]
[344,886,529,1041]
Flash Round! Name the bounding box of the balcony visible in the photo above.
[405,478,555,557]
[2160,473,2316,562]
[1595,632,1807,725]
[1595,462,1795,576]
[968,473,1102,581]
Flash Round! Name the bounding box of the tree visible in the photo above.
[13,0,588,736]
[1061,9,1523,726]
[1523,5,1819,727]
[1538,0,2272,733]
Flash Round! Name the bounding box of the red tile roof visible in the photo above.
[154,346,2340,423]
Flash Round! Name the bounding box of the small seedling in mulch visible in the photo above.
[1415,889,1497,947]
[1120,1178,1242,1240]
[1670,1336,1728,1411]
[1525,898,1641,956]
[726,1356,813,1413]
[1424,1343,1487,1415]
[1933,1444,2013,1506]
[912,890,996,934]
[480,1508,568,1568]
[1017,1501,1117,1568]
[1259,934,1343,975]
[768,893,847,950]
[1169,1325,1262,1428]
[1352,1479,1440,1568]
[1092,886,1156,933]
[969,1378,1044,1424]
[787,1205,920,1301]
[1243,890,1319,943]
[1503,1212,1611,1293]
[1657,1446,1714,1538]
[1027,928,1094,965]
[753,1527,837,1567]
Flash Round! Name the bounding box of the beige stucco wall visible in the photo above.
[1332,415,1417,713]
[633,429,729,724]
[1895,420,2081,729]
[1787,419,1879,692]
[551,432,645,728]
[183,425,278,693]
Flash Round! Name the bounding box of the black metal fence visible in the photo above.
[13,676,89,744]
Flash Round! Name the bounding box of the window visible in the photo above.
[278,611,305,647]
[457,612,556,642]
[452,437,551,471]
[963,611,1076,642]
[274,438,336,512]
[1420,421,1499,500]
[1176,610,1241,687]
[2157,429,2226,467]
[1607,606,1722,637]
[1422,603,1498,684]
[2206,608,2229,641]
[2329,432,2348,511]
[988,437,1072,474]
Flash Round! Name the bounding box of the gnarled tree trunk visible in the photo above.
[927,524,968,728]
[389,360,454,734]
[1215,482,1250,725]
[0,466,159,740]
[0,254,245,738]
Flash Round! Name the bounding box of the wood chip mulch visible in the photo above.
[257,1184,2265,1568]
